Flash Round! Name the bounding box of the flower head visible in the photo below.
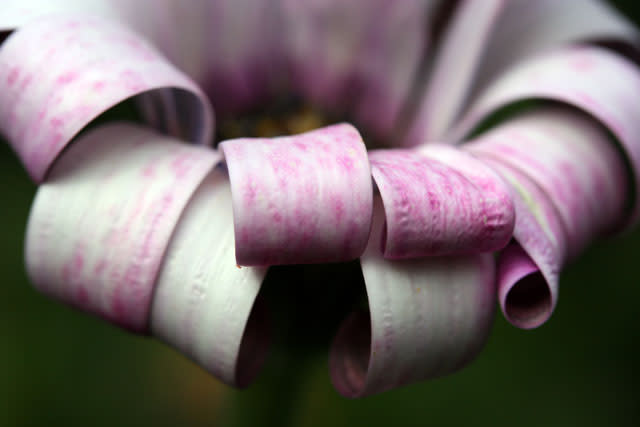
[1,0,639,400]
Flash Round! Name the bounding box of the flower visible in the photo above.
[1,0,639,401]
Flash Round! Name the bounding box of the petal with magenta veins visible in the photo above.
[0,15,213,181]
[220,123,373,266]
[451,46,640,226]
[369,145,514,258]
[467,107,628,259]
[151,168,269,388]
[25,123,219,333]
[329,197,496,398]
[479,157,567,329]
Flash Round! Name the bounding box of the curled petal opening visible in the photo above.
[498,243,552,329]
[480,157,565,329]
[329,310,371,398]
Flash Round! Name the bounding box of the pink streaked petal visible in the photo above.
[281,0,435,138]
[191,0,284,113]
[220,123,373,266]
[479,157,567,329]
[451,46,640,226]
[369,145,514,258]
[25,123,219,333]
[348,0,435,139]
[329,197,496,398]
[407,0,504,145]
[151,169,269,388]
[467,107,628,259]
[0,15,213,181]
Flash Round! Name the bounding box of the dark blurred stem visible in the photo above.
[221,262,366,427]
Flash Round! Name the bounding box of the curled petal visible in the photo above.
[0,15,213,181]
[452,46,640,225]
[151,169,269,388]
[480,158,567,329]
[329,197,496,398]
[25,123,218,332]
[369,145,514,258]
[220,123,373,266]
[467,107,628,258]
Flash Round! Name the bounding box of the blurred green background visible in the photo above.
[2,2,640,426]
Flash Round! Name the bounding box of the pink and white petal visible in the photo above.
[407,0,504,144]
[200,0,285,113]
[329,197,496,398]
[220,123,373,266]
[469,0,640,103]
[151,169,269,388]
[25,123,219,333]
[281,0,379,110]
[369,145,514,258]
[479,157,567,329]
[467,107,628,258]
[281,0,435,138]
[0,15,213,181]
[451,46,640,226]
[349,0,436,139]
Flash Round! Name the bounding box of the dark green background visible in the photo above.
[1,2,639,426]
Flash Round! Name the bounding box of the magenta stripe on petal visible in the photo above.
[329,197,496,397]
[0,15,213,181]
[369,145,514,258]
[220,123,373,266]
[25,123,218,332]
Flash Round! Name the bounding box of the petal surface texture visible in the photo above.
[220,124,373,266]
[151,169,269,388]
[369,145,514,258]
[329,198,496,398]
[25,123,218,332]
